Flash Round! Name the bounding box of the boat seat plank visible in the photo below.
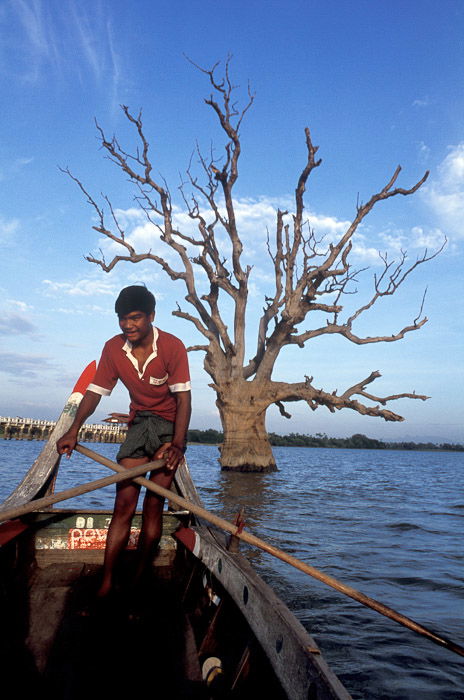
[182,613,203,683]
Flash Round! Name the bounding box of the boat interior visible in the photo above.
[0,508,289,700]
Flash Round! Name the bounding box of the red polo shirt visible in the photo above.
[88,327,191,423]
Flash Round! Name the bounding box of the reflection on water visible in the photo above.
[200,468,283,568]
[1,441,463,699]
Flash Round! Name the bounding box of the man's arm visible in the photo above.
[165,390,191,471]
[56,390,102,457]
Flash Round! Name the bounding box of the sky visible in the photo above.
[0,0,463,443]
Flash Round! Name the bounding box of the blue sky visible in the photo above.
[1,0,463,443]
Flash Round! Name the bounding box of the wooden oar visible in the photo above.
[0,459,164,523]
[75,444,464,659]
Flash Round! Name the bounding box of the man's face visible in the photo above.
[118,310,154,345]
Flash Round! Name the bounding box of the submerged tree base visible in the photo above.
[220,463,278,473]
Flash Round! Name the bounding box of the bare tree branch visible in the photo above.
[269,371,429,422]
[252,155,438,384]
[275,400,292,419]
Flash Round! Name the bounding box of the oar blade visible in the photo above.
[73,360,97,395]
[1,361,97,510]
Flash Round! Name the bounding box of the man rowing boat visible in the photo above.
[57,285,191,598]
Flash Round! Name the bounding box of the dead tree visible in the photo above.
[66,59,443,472]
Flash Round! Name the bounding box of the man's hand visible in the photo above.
[168,390,191,471]
[56,390,102,458]
[56,430,78,458]
[165,444,185,471]
[154,442,185,472]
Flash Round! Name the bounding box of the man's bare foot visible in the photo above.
[96,579,112,599]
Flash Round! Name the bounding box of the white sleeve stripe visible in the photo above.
[87,383,112,397]
[169,381,191,393]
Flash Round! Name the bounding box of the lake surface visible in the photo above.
[1,440,463,699]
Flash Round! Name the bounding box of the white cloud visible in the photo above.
[43,278,117,297]
[0,312,38,336]
[350,243,383,264]
[101,196,351,261]
[410,226,445,249]
[424,143,464,239]
[0,216,20,241]
[412,97,430,108]
[6,298,33,312]
[55,304,112,315]
[3,0,123,97]
[363,213,446,259]
[0,351,52,378]
[113,208,145,224]
[306,212,349,238]
[246,280,264,298]
[0,156,34,182]
[378,229,408,253]
[417,141,431,164]
[91,196,360,307]
[98,196,444,294]
[41,264,167,314]
[69,2,103,81]
[89,195,446,308]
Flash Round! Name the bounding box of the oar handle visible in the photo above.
[77,444,464,659]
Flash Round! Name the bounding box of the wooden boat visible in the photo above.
[0,470,351,699]
[0,367,351,699]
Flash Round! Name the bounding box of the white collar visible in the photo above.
[122,327,159,378]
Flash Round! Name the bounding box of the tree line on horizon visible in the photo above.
[187,429,464,452]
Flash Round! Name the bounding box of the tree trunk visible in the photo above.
[216,382,277,473]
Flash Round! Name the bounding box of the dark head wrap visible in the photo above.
[115,285,156,317]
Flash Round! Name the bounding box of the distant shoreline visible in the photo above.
[187,430,464,452]
[2,426,462,452]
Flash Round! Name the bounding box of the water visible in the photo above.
[1,441,463,699]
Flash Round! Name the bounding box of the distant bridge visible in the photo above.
[0,416,127,443]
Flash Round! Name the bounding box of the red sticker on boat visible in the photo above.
[68,527,140,549]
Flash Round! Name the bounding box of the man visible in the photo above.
[57,285,191,598]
